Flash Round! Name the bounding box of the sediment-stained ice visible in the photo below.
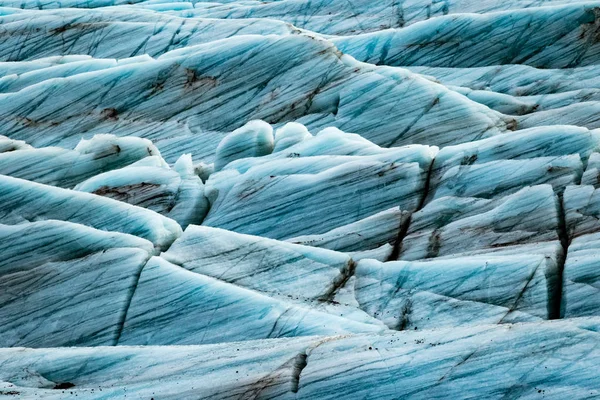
[0,174,182,250]
[203,135,434,240]
[161,224,385,324]
[0,134,160,188]
[2,0,600,395]
[2,319,600,399]
[0,34,511,162]
[334,3,600,68]
[429,125,600,200]
[0,8,298,61]
[296,319,600,399]
[161,225,352,301]
[286,207,407,257]
[400,185,562,261]
[0,220,153,347]
[0,336,318,399]
[582,152,600,186]
[75,154,209,228]
[118,257,383,345]
[562,185,600,317]
[354,254,550,330]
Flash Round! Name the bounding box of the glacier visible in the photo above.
[2,0,600,398]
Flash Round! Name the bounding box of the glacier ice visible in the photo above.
[333,3,600,69]
[0,220,153,347]
[1,319,600,398]
[286,207,407,257]
[0,134,160,188]
[2,0,600,397]
[214,120,274,171]
[75,153,209,228]
[355,254,550,329]
[0,174,182,250]
[203,135,434,240]
[161,225,354,301]
[273,122,313,152]
[400,185,562,261]
[0,8,297,60]
[118,256,383,345]
[0,33,513,162]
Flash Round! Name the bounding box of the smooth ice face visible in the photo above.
[0,337,319,398]
[273,122,313,152]
[0,220,153,347]
[118,257,384,345]
[214,120,274,171]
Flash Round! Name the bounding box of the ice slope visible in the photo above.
[0,174,182,250]
[0,8,298,61]
[428,125,600,200]
[286,207,406,259]
[1,320,600,399]
[161,225,353,301]
[296,319,600,399]
[333,3,600,68]
[0,0,587,35]
[400,186,562,261]
[0,134,160,188]
[118,257,384,345]
[168,0,591,35]
[203,128,435,240]
[2,0,600,396]
[0,220,153,347]
[355,254,550,329]
[562,185,600,317]
[0,34,510,162]
[408,63,600,96]
[75,154,209,228]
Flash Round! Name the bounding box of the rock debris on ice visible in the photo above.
[2,0,600,398]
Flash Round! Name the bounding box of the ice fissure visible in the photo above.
[113,254,152,346]
[388,149,436,261]
[3,1,600,398]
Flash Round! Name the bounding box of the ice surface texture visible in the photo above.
[2,0,600,398]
